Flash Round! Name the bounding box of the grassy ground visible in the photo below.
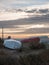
[0,48,49,65]
[0,41,49,65]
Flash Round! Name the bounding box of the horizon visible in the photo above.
[0,33,49,39]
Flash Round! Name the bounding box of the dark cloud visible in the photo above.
[22,28,49,34]
[0,13,49,28]
[25,9,36,13]
[25,8,49,14]
[39,9,49,13]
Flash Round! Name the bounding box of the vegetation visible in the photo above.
[0,38,48,65]
[29,41,46,49]
[0,49,49,65]
[0,38,4,48]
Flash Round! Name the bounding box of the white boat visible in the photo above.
[3,39,22,49]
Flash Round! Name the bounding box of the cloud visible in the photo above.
[23,28,49,34]
[25,8,49,15]
[38,9,49,13]
[0,8,49,21]
[0,19,49,34]
[25,9,36,13]
[0,13,49,26]
[0,7,49,34]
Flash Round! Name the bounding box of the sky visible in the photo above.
[0,0,49,38]
[0,0,49,8]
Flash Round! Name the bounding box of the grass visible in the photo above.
[0,39,49,65]
[0,49,49,65]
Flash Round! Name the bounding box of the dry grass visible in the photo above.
[0,39,48,65]
[0,49,48,65]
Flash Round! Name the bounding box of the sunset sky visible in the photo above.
[0,0,49,38]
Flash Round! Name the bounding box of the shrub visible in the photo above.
[29,42,40,49]
[40,43,46,49]
[0,39,4,48]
